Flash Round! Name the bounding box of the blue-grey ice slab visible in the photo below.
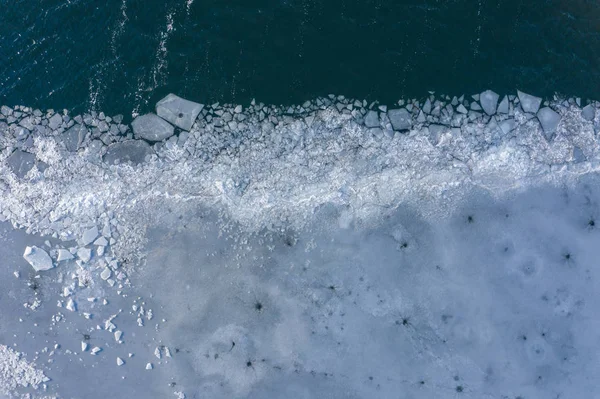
[23,245,53,271]
[497,96,509,114]
[573,146,586,162]
[48,113,63,130]
[364,110,379,128]
[131,113,174,142]
[537,107,561,139]
[103,140,154,165]
[517,90,542,114]
[387,108,412,131]
[582,104,595,121]
[480,90,499,115]
[63,124,87,152]
[156,94,204,131]
[6,150,35,178]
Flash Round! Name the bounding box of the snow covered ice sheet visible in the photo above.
[0,92,599,398]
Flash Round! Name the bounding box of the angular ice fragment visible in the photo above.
[479,90,499,115]
[428,124,446,145]
[387,108,412,131]
[146,363,153,370]
[103,140,154,165]
[582,104,595,121]
[131,113,174,142]
[100,267,112,281]
[364,110,379,128]
[499,118,516,135]
[423,98,432,114]
[81,226,98,246]
[517,90,542,113]
[57,249,74,262]
[537,107,561,139]
[48,113,63,130]
[66,298,76,312]
[23,246,54,271]
[63,124,87,152]
[156,94,204,131]
[6,150,35,178]
[77,248,92,263]
[116,357,124,366]
[81,342,88,352]
[456,104,468,114]
[497,96,509,114]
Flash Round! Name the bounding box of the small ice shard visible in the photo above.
[422,98,432,114]
[116,357,124,366]
[497,96,509,114]
[387,108,412,131]
[66,298,76,312]
[470,101,482,111]
[102,224,111,238]
[7,150,36,179]
[456,104,468,114]
[517,90,542,113]
[23,246,54,271]
[499,119,516,135]
[480,90,499,115]
[103,140,154,165]
[94,237,108,247]
[165,347,172,358]
[100,267,112,281]
[114,330,123,342]
[146,363,153,370]
[537,107,561,139]
[81,226,99,246]
[156,94,204,131]
[364,110,379,128]
[81,342,88,352]
[48,113,63,130]
[91,347,101,355]
[77,248,92,263]
[131,113,175,142]
[57,249,74,262]
[582,104,595,121]
[154,347,161,359]
[63,124,87,152]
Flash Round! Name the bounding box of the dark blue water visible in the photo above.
[1,0,599,119]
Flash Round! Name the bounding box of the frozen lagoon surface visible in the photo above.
[0,92,599,398]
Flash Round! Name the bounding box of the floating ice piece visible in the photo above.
[81,226,98,246]
[387,108,412,131]
[456,104,468,114]
[146,363,153,370]
[480,90,499,115]
[63,124,87,152]
[156,94,204,131]
[116,357,124,366]
[81,342,88,352]
[154,347,161,359]
[364,110,379,128]
[6,150,36,179]
[103,140,154,165]
[48,113,63,130]
[131,113,175,142]
[499,118,516,135]
[90,347,101,355]
[94,236,108,246]
[66,298,76,312]
[23,246,54,271]
[114,330,123,342]
[517,90,542,113]
[582,104,595,121]
[537,107,561,139]
[101,267,112,281]
[77,248,92,263]
[422,98,432,114]
[497,96,509,114]
[57,249,74,262]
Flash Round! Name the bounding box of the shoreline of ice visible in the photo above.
[0,91,598,262]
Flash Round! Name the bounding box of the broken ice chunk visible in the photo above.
[156,94,204,131]
[116,357,124,366]
[154,347,161,359]
[537,107,561,140]
[497,96,509,114]
[66,298,76,312]
[7,150,36,179]
[94,237,108,246]
[57,249,74,262]
[146,363,153,370]
[499,118,516,135]
[517,90,542,113]
[131,113,175,142]
[90,347,101,355]
[23,246,54,271]
[63,124,87,152]
[103,140,154,165]
[77,248,92,263]
[364,110,379,128]
[479,90,499,115]
[81,226,99,246]
[387,108,412,131]
[582,104,595,121]
[100,267,112,281]
[114,330,123,342]
[81,342,88,352]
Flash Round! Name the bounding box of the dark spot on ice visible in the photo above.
[246,361,253,367]
[368,376,373,381]
[521,335,527,341]
[83,334,91,341]
[419,380,425,385]
[254,302,263,311]
[588,219,595,228]
[467,215,474,223]
[456,385,464,393]
[178,113,184,118]
[169,382,176,387]
[564,252,571,261]
[400,241,409,249]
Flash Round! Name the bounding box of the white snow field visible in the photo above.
[0,91,599,398]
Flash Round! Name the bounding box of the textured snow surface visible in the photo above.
[0,93,599,398]
[0,345,49,397]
